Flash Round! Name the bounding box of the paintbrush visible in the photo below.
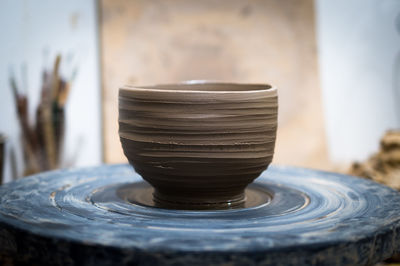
[9,74,40,174]
[57,67,77,108]
[41,54,62,169]
[35,70,50,170]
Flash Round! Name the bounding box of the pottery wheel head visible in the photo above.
[89,181,308,213]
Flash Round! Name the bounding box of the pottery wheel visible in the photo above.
[1,165,400,265]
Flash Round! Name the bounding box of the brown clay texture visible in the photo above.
[119,82,278,209]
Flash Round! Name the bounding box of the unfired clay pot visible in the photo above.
[119,82,278,209]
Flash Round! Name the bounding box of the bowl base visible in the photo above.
[153,189,246,210]
[114,182,273,210]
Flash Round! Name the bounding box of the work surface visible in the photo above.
[1,164,400,265]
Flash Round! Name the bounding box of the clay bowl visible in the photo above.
[119,82,278,210]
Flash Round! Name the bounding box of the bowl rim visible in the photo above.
[120,81,276,94]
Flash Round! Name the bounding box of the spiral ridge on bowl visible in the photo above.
[119,83,278,208]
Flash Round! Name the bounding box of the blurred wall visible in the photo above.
[316,0,400,163]
[0,0,102,182]
[101,0,330,169]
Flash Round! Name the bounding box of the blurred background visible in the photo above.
[0,0,399,185]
